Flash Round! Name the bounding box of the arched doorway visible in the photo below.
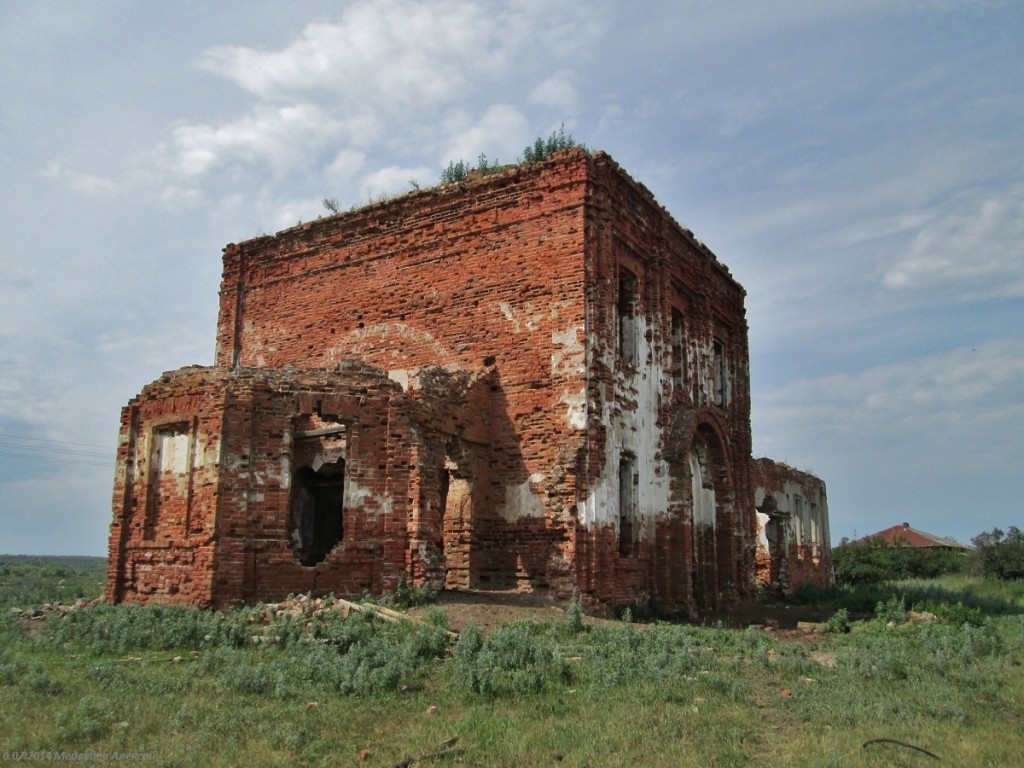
[289,461,345,567]
[689,425,735,610]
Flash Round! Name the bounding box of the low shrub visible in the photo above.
[821,607,851,634]
[454,620,569,697]
[564,590,584,635]
[54,696,115,742]
[580,624,712,689]
[378,576,438,610]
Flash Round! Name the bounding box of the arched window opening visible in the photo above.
[618,268,638,367]
[671,309,685,391]
[712,339,726,406]
[290,461,345,566]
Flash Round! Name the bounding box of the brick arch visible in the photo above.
[688,420,738,611]
[658,410,736,615]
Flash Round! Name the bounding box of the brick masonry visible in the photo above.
[107,149,832,612]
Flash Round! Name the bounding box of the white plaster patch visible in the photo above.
[344,481,374,510]
[388,369,410,390]
[496,478,544,522]
[158,430,190,475]
[551,324,585,377]
[498,301,522,332]
[559,388,587,431]
[278,453,291,489]
[327,322,456,367]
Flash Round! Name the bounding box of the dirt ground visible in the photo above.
[406,590,837,635]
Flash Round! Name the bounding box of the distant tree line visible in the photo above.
[832,526,1024,585]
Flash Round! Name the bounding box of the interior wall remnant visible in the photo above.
[441,461,473,590]
[753,457,832,595]
[712,340,726,407]
[671,309,684,391]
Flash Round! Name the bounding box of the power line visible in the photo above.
[0,433,114,452]
[0,450,112,467]
[0,440,110,458]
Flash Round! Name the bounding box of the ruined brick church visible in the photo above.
[106,149,832,613]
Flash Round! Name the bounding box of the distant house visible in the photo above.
[861,523,969,550]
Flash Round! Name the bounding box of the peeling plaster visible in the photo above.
[496,478,544,522]
[584,315,671,537]
[560,388,587,430]
[388,369,411,390]
[551,324,585,378]
[498,301,521,332]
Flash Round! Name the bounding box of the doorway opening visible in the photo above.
[290,460,345,566]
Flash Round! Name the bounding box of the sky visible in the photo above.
[1,0,1021,556]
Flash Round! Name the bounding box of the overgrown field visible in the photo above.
[2,556,1023,767]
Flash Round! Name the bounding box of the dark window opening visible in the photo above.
[290,461,345,566]
[619,453,638,557]
[712,339,726,406]
[618,268,638,367]
[671,309,684,390]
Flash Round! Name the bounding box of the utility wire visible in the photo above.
[0,433,115,467]
[0,433,114,451]
[0,450,111,467]
[0,440,109,457]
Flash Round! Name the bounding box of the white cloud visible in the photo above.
[883,184,1024,298]
[755,339,1024,461]
[197,1,507,107]
[39,160,118,196]
[530,71,579,113]
[360,165,434,201]
[165,102,342,178]
[440,104,531,165]
[323,148,367,187]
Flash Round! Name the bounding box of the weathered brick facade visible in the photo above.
[107,149,831,612]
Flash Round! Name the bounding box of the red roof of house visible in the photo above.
[863,523,968,549]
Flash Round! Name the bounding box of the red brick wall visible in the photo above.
[108,150,819,615]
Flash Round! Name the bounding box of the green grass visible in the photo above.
[2,558,1023,766]
[0,554,106,607]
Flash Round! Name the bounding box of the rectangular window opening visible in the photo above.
[144,422,192,541]
[618,453,638,557]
